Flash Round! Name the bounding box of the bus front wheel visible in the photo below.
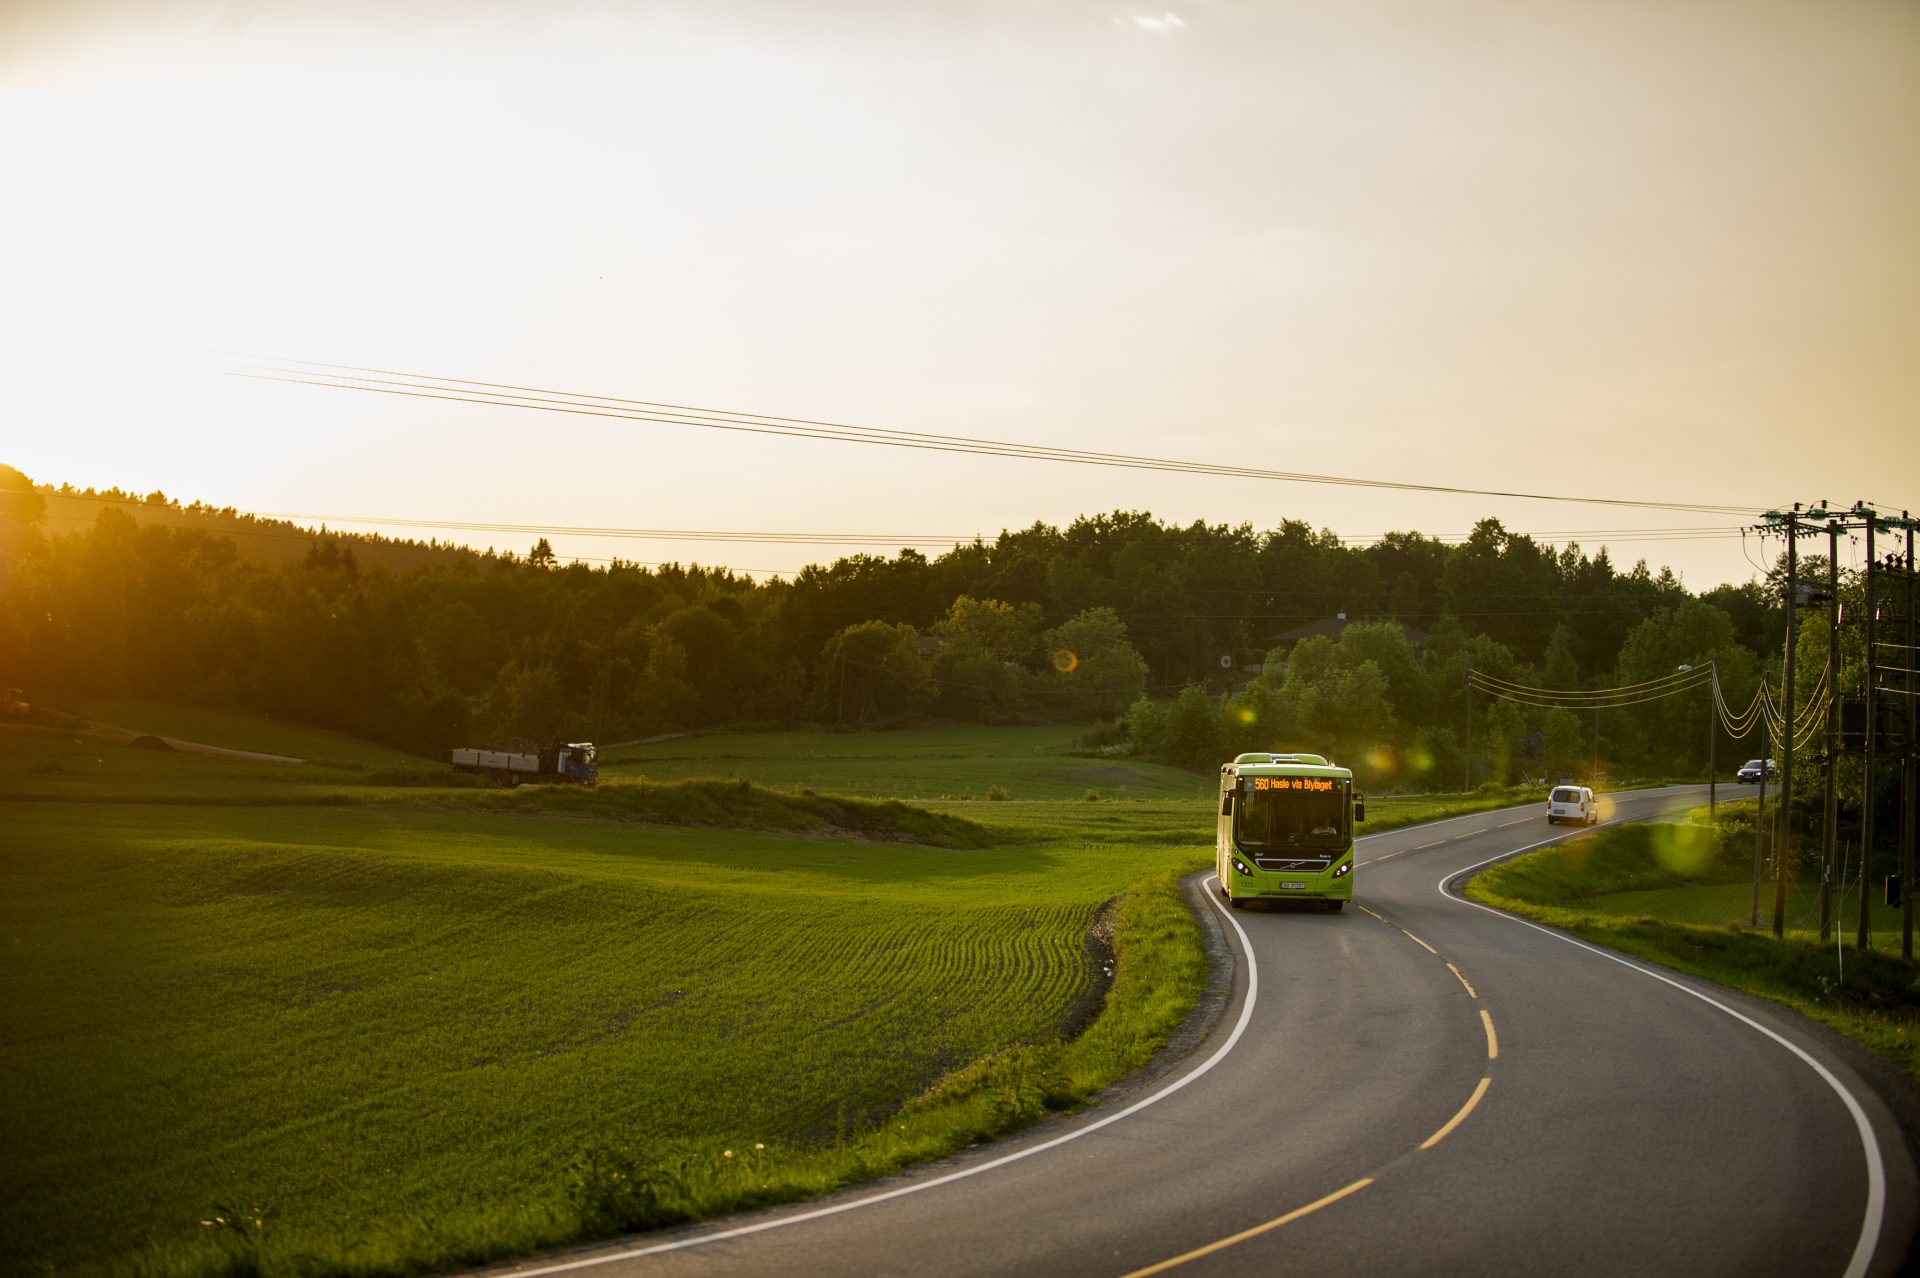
[1326,900,1345,912]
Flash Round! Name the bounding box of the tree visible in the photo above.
[0,464,47,586]
[1614,598,1756,774]
[1332,622,1423,725]
[1125,695,1167,758]
[930,596,1042,721]
[815,621,933,725]
[1242,631,1400,779]
[1542,708,1586,780]
[1042,607,1148,720]
[1484,698,1527,786]
[418,600,496,693]
[1162,685,1226,771]
[652,604,743,724]
[1543,623,1580,690]
[494,661,568,745]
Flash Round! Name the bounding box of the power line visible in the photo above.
[197,350,1766,518]
[1468,666,1709,700]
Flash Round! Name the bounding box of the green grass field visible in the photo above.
[65,697,440,769]
[600,726,1212,801]
[2,707,1573,1278]
[1,714,1230,1277]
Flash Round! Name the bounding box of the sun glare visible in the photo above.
[3,57,476,349]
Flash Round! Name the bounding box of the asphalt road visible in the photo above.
[491,786,1918,1277]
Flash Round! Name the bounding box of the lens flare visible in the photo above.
[1051,648,1079,673]
[1231,704,1257,726]
[1650,823,1713,875]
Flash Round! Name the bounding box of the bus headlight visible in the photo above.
[1332,861,1352,878]
[1231,857,1254,877]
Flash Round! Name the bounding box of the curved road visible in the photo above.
[492,786,1917,1277]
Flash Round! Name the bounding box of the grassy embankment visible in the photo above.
[3,709,1564,1278]
[1465,805,1920,1079]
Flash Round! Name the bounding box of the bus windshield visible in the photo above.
[1235,779,1349,853]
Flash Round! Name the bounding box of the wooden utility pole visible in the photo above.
[1707,662,1716,818]
[1751,762,1768,929]
[1821,519,1841,941]
[1858,509,1877,950]
[1904,518,1915,961]
[1773,511,1800,940]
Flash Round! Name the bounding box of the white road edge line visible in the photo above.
[1437,822,1888,1278]
[496,882,1263,1277]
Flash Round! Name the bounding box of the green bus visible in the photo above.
[1216,752,1365,911]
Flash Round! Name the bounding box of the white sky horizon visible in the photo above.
[2,0,1914,588]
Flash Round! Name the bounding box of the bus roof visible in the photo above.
[1222,753,1352,780]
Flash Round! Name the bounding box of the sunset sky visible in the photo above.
[2,0,1915,586]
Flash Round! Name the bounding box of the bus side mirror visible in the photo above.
[1354,794,1366,822]
[1221,791,1234,816]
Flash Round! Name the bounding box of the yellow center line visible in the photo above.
[1420,1076,1491,1150]
[1400,929,1438,955]
[1355,904,1389,923]
[1446,963,1478,998]
[1480,1009,1499,1060]
[1116,1178,1375,1277]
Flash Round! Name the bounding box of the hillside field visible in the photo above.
[0,714,1227,1277]
[599,726,1213,801]
[2,710,1552,1277]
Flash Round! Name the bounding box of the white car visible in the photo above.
[1546,785,1598,826]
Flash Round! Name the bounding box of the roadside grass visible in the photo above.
[1359,786,1549,834]
[1,716,1215,1277]
[1465,812,1920,1080]
[1579,882,1909,948]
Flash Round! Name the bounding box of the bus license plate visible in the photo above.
[1280,881,1307,890]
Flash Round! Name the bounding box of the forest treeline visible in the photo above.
[0,465,1783,788]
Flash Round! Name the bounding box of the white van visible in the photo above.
[1546,785,1597,826]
